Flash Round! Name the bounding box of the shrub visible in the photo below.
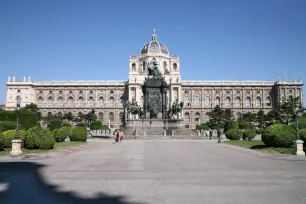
[24,126,55,149]
[225,129,242,140]
[2,130,26,148]
[63,123,70,127]
[291,117,306,130]
[262,124,296,147]
[49,119,62,131]
[298,128,306,143]
[55,127,71,142]
[238,120,249,130]
[69,127,87,142]
[0,132,4,149]
[90,120,102,130]
[196,124,209,130]
[256,128,264,134]
[76,123,86,128]
[224,120,239,132]
[0,121,23,132]
[36,129,55,150]
[242,129,256,141]
[0,109,38,130]
[51,129,58,140]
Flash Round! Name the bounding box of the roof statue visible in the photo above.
[147,57,162,78]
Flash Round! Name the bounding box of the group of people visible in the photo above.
[115,130,124,143]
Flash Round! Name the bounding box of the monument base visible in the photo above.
[10,139,23,156]
[294,139,305,156]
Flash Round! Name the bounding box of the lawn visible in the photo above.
[0,141,86,156]
[223,140,300,155]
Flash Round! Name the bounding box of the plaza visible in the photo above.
[1,139,306,204]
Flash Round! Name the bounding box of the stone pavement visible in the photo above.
[0,139,306,204]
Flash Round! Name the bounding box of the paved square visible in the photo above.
[1,140,306,204]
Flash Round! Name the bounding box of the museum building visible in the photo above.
[5,31,304,129]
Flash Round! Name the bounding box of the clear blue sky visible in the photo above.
[1,0,305,105]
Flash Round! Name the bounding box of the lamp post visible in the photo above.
[10,96,23,156]
[293,102,305,156]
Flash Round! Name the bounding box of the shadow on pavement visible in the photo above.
[0,162,144,204]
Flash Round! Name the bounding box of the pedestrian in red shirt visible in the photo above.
[119,130,124,142]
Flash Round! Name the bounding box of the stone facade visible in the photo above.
[5,31,304,129]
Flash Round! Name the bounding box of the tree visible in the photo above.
[84,109,97,126]
[24,103,39,112]
[279,96,297,124]
[63,112,74,121]
[224,108,233,121]
[256,109,265,127]
[241,112,256,125]
[265,108,281,122]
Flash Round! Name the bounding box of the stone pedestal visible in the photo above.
[10,139,23,156]
[294,140,305,156]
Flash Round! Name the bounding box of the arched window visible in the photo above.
[194,96,200,106]
[132,63,136,71]
[237,112,241,119]
[163,61,167,69]
[236,97,241,106]
[109,96,115,105]
[119,112,124,123]
[184,96,189,106]
[57,112,62,118]
[184,112,190,122]
[195,112,200,123]
[245,97,251,107]
[266,97,271,106]
[47,112,52,117]
[38,97,43,106]
[88,97,94,106]
[68,97,74,106]
[58,97,63,106]
[78,112,83,118]
[256,97,261,107]
[215,97,220,106]
[98,112,103,121]
[225,97,231,106]
[109,112,114,122]
[205,96,210,106]
[142,61,146,71]
[78,97,84,106]
[288,95,293,102]
[173,63,177,71]
[99,97,104,106]
[48,96,53,107]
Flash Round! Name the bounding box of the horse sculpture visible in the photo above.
[126,99,143,119]
[168,100,184,119]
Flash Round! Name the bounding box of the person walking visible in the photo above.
[115,130,120,143]
[119,130,124,142]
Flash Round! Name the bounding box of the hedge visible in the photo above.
[224,120,239,133]
[225,129,242,140]
[3,129,27,148]
[299,128,306,143]
[49,119,62,131]
[0,132,4,149]
[238,120,250,130]
[262,124,296,147]
[55,127,71,142]
[90,120,102,130]
[69,127,87,142]
[0,109,38,130]
[24,126,55,149]
[0,121,23,132]
[196,124,209,130]
[242,129,256,141]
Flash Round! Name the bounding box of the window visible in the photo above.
[57,112,62,118]
[184,96,189,106]
[163,61,167,69]
[109,112,114,122]
[288,95,293,102]
[99,97,104,105]
[256,97,261,107]
[143,61,146,71]
[184,112,190,122]
[225,97,231,106]
[245,97,251,107]
[194,96,200,106]
[78,97,84,106]
[109,96,115,105]
[58,97,63,106]
[132,63,136,71]
[48,112,52,117]
[48,96,53,107]
[266,97,271,106]
[215,97,220,106]
[195,112,200,123]
[236,97,241,106]
[68,97,74,106]
[98,112,103,121]
[205,96,210,106]
[88,97,94,106]
[38,97,43,106]
[173,63,177,71]
[119,112,124,123]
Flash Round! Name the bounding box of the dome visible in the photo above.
[140,30,169,55]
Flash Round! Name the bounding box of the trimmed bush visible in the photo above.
[225,129,242,140]
[24,126,55,149]
[196,124,209,130]
[262,124,296,147]
[2,130,26,148]
[69,127,87,142]
[256,128,264,135]
[224,120,239,132]
[90,120,102,130]
[0,109,38,130]
[0,132,4,149]
[242,129,256,141]
[0,121,23,132]
[55,127,71,142]
[238,120,249,130]
[49,119,62,131]
[299,128,306,143]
